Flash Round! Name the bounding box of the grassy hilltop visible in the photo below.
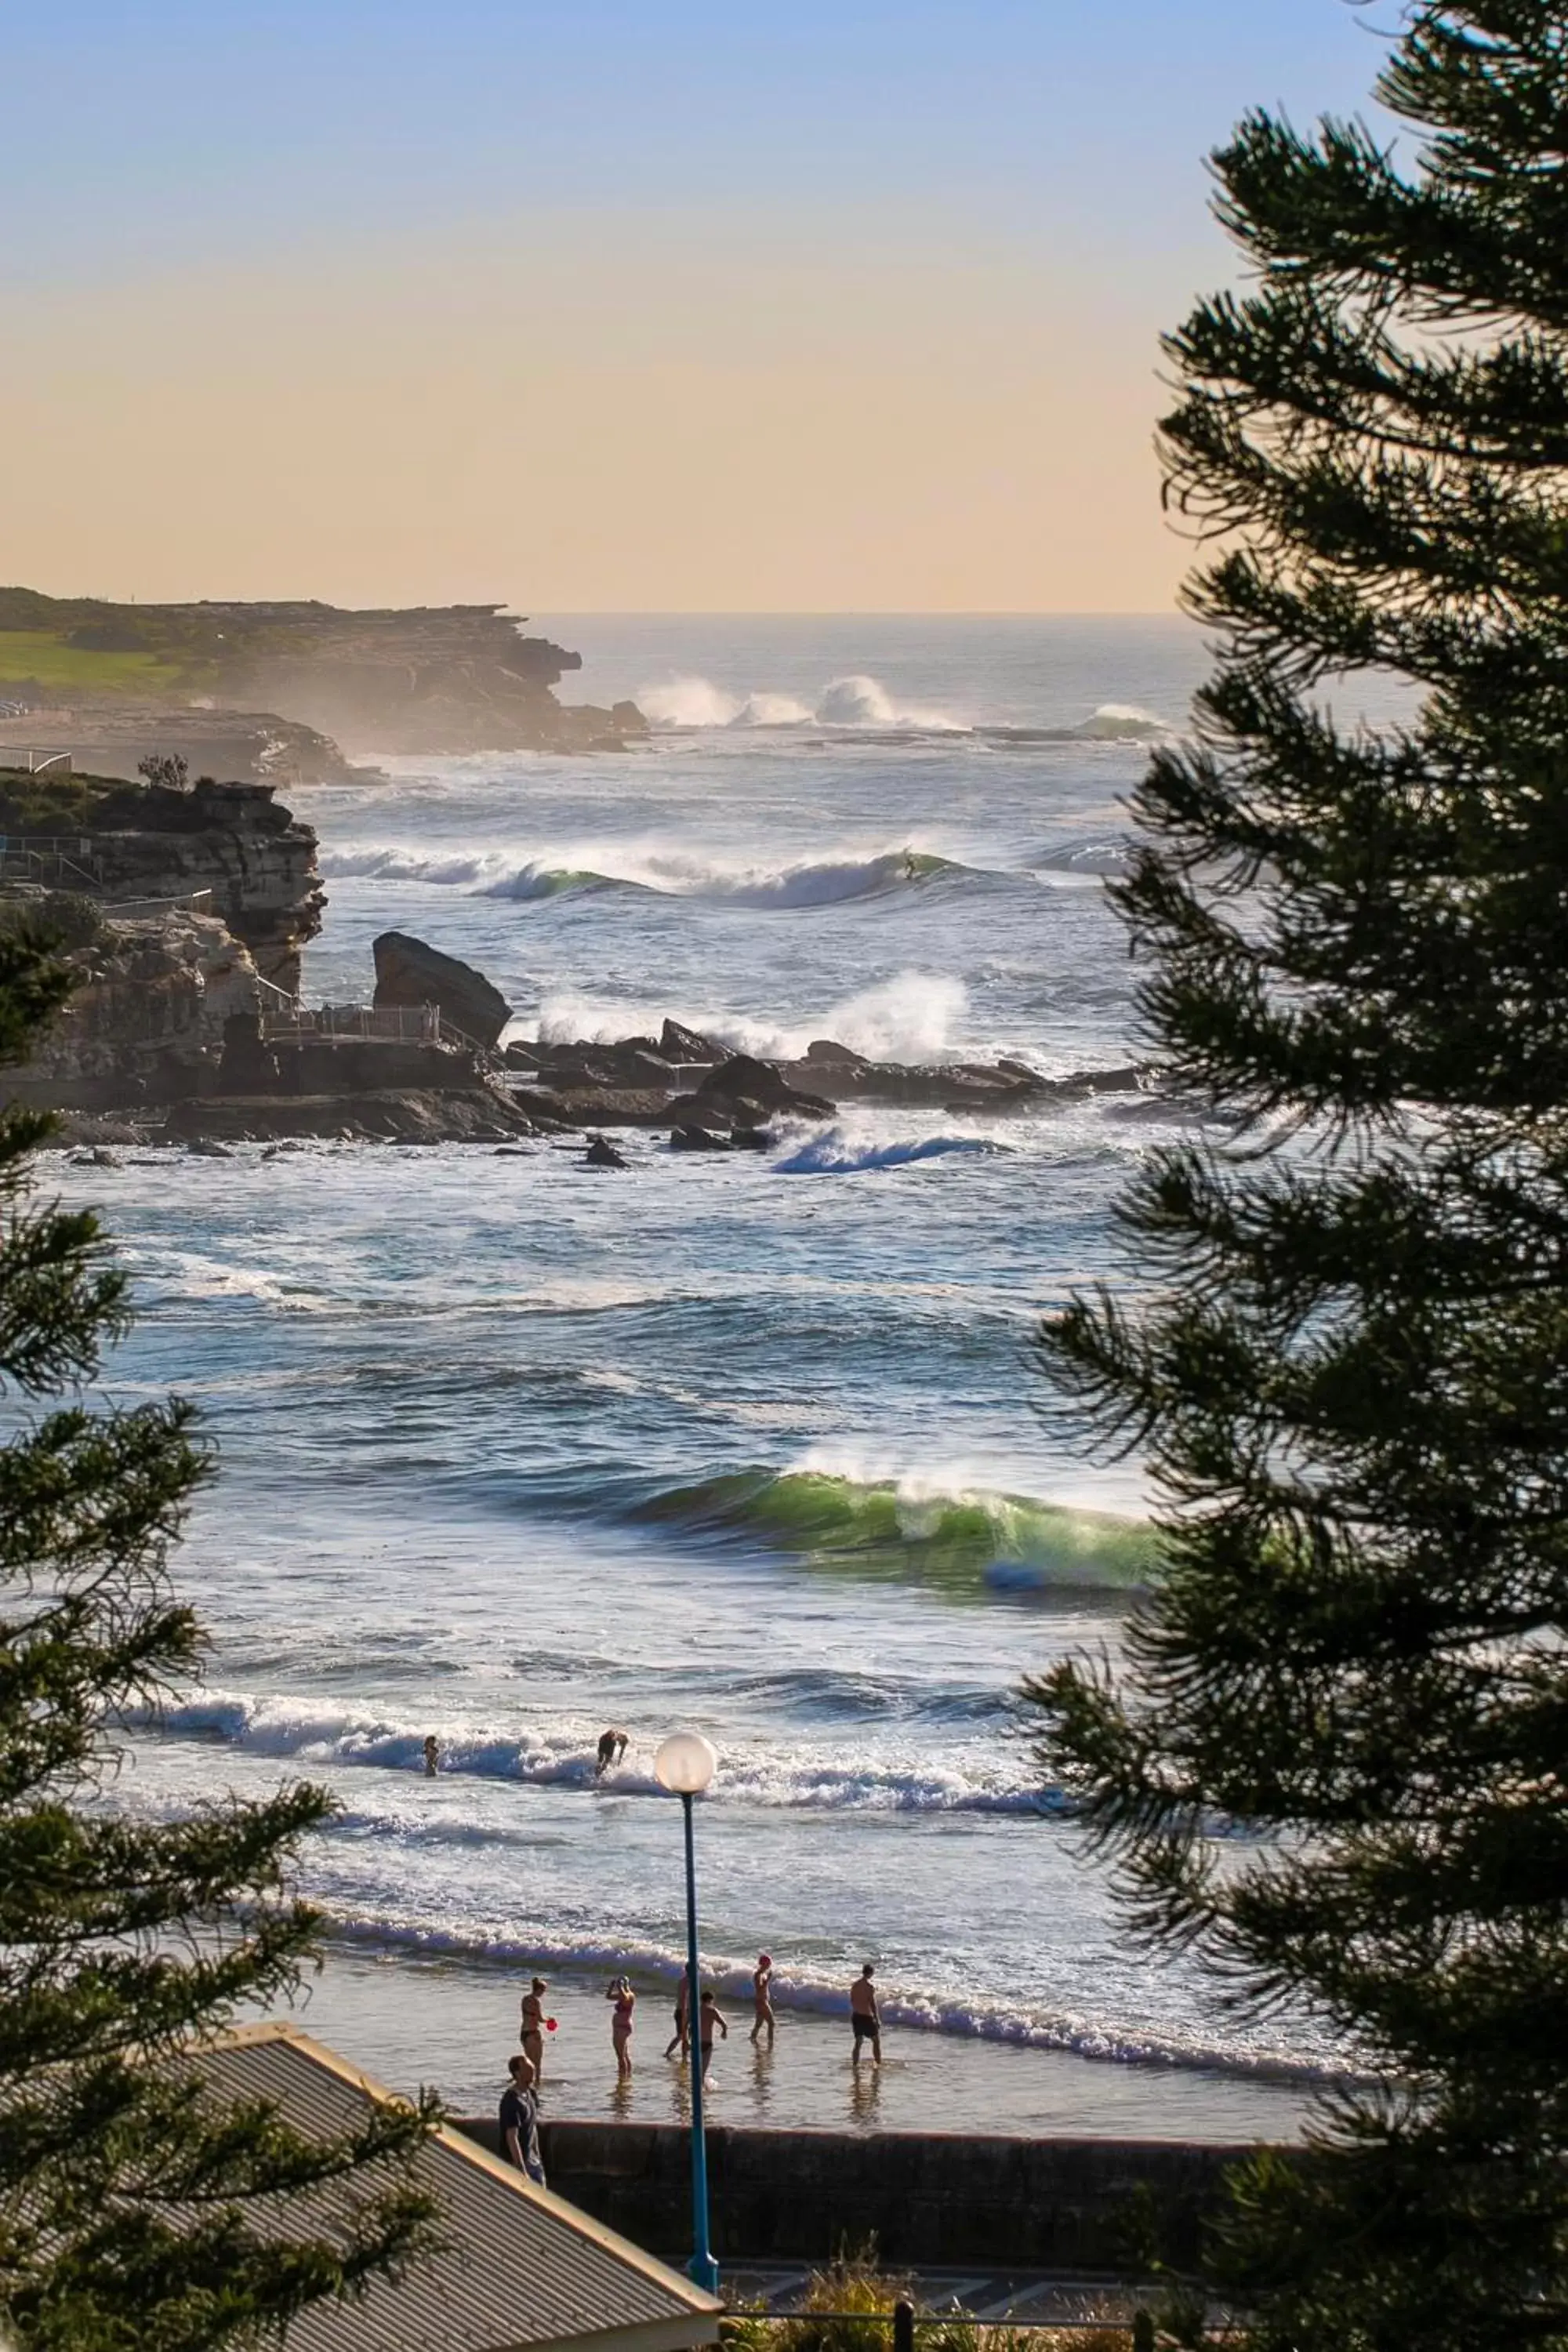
[0,589,639,760]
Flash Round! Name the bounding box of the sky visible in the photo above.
[4,1,1406,612]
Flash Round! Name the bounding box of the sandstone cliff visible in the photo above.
[0,588,647,768]
[0,769,324,991]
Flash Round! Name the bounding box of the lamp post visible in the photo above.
[654,1729,720,2296]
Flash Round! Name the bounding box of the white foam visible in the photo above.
[637,675,742,728]
[531,971,967,1064]
[1069,703,1167,741]
[816,674,965,731]
[634,671,965,734]
[125,1689,1060,1817]
[774,1129,1000,1176]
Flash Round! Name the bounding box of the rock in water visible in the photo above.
[659,1018,724,1064]
[584,1134,628,1169]
[372,931,512,1050]
[729,1127,775,1151]
[670,1123,729,1152]
[695,1053,836,1117]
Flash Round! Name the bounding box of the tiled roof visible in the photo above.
[190,2026,720,2352]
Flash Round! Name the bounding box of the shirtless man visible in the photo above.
[663,1966,691,2060]
[750,1953,775,2048]
[850,1962,881,2067]
[521,1976,548,2082]
[421,1736,440,1777]
[698,1987,728,2078]
[595,1727,630,1777]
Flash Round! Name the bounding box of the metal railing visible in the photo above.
[0,748,73,775]
[257,997,485,1054]
[0,839,104,891]
[101,887,215,920]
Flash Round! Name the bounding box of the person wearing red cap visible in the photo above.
[750,1953,775,2048]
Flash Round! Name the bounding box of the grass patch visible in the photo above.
[0,630,178,691]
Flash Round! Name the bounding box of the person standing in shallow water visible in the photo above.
[664,1966,691,2060]
[850,1962,881,2067]
[521,1977,549,2082]
[422,1736,440,1777]
[698,1987,728,2078]
[750,1953,775,2048]
[607,1975,636,2075]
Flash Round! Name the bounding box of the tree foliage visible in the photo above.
[0,924,440,2348]
[1027,9,1568,2347]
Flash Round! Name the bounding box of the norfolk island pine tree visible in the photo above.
[1025,9,1568,2349]
[0,923,441,2347]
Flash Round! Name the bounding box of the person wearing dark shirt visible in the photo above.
[499,2053,545,2186]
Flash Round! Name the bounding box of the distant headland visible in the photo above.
[0,587,647,782]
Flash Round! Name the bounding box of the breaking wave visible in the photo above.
[773,1130,1002,1176]
[638,672,965,732]
[322,842,979,910]
[626,1468,1159,1591]
[125,1690,1066,1817]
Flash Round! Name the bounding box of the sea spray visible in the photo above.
[531,970,969,1064]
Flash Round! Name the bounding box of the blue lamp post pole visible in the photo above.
[656,1731,720,2297]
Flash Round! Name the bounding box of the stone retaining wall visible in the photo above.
[452,2119,1252,2272]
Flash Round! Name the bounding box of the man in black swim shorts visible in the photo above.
[849,1962,881,2067]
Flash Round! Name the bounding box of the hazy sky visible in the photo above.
[7,2,1401,612]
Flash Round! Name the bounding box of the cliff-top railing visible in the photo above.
[258,995,487,1055]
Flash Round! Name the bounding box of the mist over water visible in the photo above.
[64,618,1361,2114]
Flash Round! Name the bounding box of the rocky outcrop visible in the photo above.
[0,588,648,763]
[506,1011,1155,1131]
[3,906,266,1109]
[0,706,368,789]
[0,771,326,993]
[162,1084,549,1145]
[372,931,512,1049]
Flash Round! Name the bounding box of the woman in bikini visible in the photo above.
[607,1976,636,2076]
[521,1977,548,2082]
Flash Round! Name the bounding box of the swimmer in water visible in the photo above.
[595,1727,630,1777]
[750,1953,775,2048]
[422,1736,440,1777]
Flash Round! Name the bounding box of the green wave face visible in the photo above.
[635,1469,1157,1599]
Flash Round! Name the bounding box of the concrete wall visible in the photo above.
[453,2119,1252,2272]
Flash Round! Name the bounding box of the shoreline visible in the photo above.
[272,1941,1316,2145]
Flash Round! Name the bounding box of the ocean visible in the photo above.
[60,615,1347,2131]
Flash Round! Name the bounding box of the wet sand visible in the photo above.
[275,1943,1316,2142]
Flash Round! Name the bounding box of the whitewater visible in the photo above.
[55,616,1367,2129]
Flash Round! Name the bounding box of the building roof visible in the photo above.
[191,2024,721,2352]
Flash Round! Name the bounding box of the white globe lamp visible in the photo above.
[655,1730,717,1796]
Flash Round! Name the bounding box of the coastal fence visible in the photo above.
[258,993,485,1054]
[0,748,74,777]
[101,887,215,920]
[0,837,104,891]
